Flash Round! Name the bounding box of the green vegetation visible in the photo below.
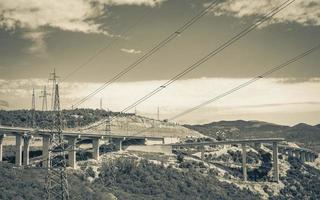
[273,158,320,200]
[0,162,115,200]
[95,158,259,200]
[0,109,133,129]
[0,158,260,200]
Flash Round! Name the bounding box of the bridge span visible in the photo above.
[0,125,168,169]
[169,138,318,182]
[0,125,318,183]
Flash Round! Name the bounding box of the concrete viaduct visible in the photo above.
[269,144,318,162]
[0,125,167,169]
[169,138,318,182]
[0,126,318,183]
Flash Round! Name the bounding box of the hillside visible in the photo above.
[0,162,117,200]
[1,144,320,200]
[184,120,320,152]
[1,110,320,199]
[0,109,125,129]
[0,109,202,138]
[84,115,203,138]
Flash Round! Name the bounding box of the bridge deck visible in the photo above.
[0,125,165,139]
[168,138,286,147]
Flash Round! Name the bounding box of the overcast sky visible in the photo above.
[0,0,320,125]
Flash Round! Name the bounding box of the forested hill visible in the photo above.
[0,109,131,129]
[184,120,320,152]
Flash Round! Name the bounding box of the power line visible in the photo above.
[128,43,320,137]
[61,9,153,82]
[169,44,320,121]
[117,0,296,114]
[71,0,221,108]
[84,0,295,130]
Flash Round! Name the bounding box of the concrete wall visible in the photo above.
[145,137,180,145]
[125,145,173,155]
[145,138,164,145]
[163,137,180,144]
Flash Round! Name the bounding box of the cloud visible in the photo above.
[276,77,320,84]
[1,77,320,125]
[22,31,48,56]
[207,0,320,26]
[98,0,164,6]
[0,100,9,108]
[121,48,142,54]
[0,0,164,54]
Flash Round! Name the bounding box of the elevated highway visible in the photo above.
[0,125,168,169]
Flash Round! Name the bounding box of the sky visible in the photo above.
[0,0,320,126]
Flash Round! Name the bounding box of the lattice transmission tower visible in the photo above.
[40,86,50,111]
[45,83,70,200]
[31,88,36,128]
[49,68,59,111]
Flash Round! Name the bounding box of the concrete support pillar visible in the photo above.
[241,143,247,181]
[0,135,4,162]
[300,151,306,162]
[311,154,316,162]
[92,138,100,160]
[273,142,279,182]
[305,152,311,162]
[67,137,77,169]
[15,134,23,167]
[288,149,293,157]
[23,135,32,166]
[113,138,124,152]
[200,145,204,161]
[119,140,123,151]
[294,150,301,159]
[42,135,50,168]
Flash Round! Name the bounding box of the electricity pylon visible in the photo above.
[49,68,59,111]
[105,115,111,135]
[40,86,50,111]
[31,88,36,128]
[45,83,70,200]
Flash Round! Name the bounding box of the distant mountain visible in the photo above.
[185,120,320,152]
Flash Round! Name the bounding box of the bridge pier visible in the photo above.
[42,135,50,168]
[293,150,300,159]
[15,134,23,167]
[23,134,32,166]
[113,138,124,151]
[0,134,4,161]
[287,149,293,157]
[311,154,317,162]
[300,151,306,162]
[92,138,100,160]
[241,143,247,181]
[67,136,77,169]
[273,142,279,182]
[305,152,311,162]
[200,145,204,161]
